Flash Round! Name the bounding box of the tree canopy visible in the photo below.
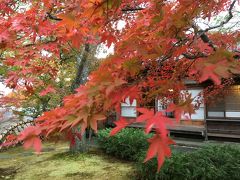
[0,0,239,170]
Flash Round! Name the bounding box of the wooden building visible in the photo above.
[118,83,240,140]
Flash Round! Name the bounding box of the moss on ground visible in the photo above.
[0,142,135,180]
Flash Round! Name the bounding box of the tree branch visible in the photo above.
[46,12,62,21]
[203,0,237,32]
[192,24,216,51]
[182,52,208,59]
[191,0,237,51]
[198,30,216,50]
[121,7,144,12]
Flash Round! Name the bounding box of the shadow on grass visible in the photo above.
[48,151,92,161]
[48,148,133,164]
[0,167,17,179]
[65,171,94,178]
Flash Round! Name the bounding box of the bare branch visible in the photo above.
[204,0,237,32]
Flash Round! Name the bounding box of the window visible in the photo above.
[207,85,240,118]
[157,89,205,120]
[185,89,205,120]
[207,97,225,118]
[225,86,240,118]
[121,98,137,117]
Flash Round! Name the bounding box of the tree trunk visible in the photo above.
[70,44,90,91]
[70,127,87,153]
[69,44,90,153]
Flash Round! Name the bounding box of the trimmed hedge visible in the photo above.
[136,144,240,180]
[97,128,240,179]
[97,128,152,161]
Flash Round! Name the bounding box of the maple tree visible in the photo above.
[0,0,240,170]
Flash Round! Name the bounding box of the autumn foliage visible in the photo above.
[0,0,240,170]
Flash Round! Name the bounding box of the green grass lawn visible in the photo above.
[0,142,135,180]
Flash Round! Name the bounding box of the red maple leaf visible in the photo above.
[6,134,17,141]
[166,103,182,122]
[90,114,106,132]
[136,108,154,122]
[145,134,175,171]
[145,112,173,136]
[0,29,10,42]
[101,32,116,48]
[0,134,18,148]
[137,108,173,135]
[39,86,56,96]
[167,95,195,122]
[18,126,42,153]
[110,117,133,136]
[198,65,221,85]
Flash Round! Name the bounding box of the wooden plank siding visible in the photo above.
[206,119,240,139]
[205,85,240,139]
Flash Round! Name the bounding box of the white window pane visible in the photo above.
[121,107,137,117]
[208,111,224,117]
[226,111,240,118]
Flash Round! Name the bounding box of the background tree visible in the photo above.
[1,42,99,151]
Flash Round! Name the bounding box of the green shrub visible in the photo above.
[97,128,152,161]
[97,128,240,179]
[135,144,240,180]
